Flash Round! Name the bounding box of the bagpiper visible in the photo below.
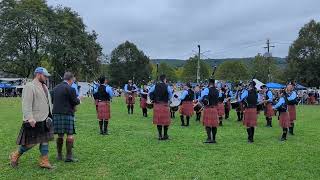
[177,83,194,127]
[197,78,219,144]
[140,85,149,117]
[149,74,173,140]
[273,89,290,141]
[240,81,259,143]
[286,82,298,135]
[261,85,274,127]
[124,80,138,114]
[96,76,113,135]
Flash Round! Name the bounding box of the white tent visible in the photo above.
[253,79,264,90]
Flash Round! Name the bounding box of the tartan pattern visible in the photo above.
[279,112,290,128]
[202,107,219,127]
[16,121,54,145]
[125,94,136,104]
[288,105,296,122]
[243,108,257,127]
[264,103,274,117]
[53,114,75,135]
[217,102,225,117]
[153,103,171,126]
[97,101,111,120]
[179,101,194,116]
[140,98,147,109]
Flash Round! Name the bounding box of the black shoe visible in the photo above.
[204,139,213,144]
[162,135,169,140]
[280,137,287,141]
[65,158,79,163]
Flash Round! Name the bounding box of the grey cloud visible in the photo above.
[47,0,320,59]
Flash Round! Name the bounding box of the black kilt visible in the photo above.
[16,120,54,145]
[53,114,76,135]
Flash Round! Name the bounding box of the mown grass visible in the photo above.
[0,97,319,179]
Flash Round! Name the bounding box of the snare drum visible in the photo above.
[231,100,240,109]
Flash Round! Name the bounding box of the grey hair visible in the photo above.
[63,72,74,81]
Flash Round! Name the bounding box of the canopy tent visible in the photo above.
[0,83,14,89]
[295,83,307,90]
[253,79,265,90]
[266,82,285,89]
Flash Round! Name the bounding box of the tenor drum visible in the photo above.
[146,96,154,109]
[193,102,204,112]
[170,97,181,112]
[231,100,240,109]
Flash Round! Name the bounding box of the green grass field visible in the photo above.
[0,97,319,179]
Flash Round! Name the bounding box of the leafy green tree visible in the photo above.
[151,62,177,82]
[250,54,283,83]
[0,0,51,77]
[0,0,102,83]
[215,61,250,82]
[287,19,320,87]
[181,56,211,82]
[109,41,152,86]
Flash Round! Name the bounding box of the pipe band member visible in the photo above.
[140,85,149,117]
[96,76,113,135]
[177,83,194,127]
[197,78,219,144]
[10,67,54,169]
[124,80,138,114]
[149,74,173,140]
[224,86,233,119]
[240,81,259,143]
[217,87,226,126]
[261,85,274,127]
[194,85,202,121]
[286,83,298,135]
[273,89,290,141]
[235,83,245,121]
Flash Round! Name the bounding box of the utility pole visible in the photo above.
[197,45,200,84]
[264,39,275,82]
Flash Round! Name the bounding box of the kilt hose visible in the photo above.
[53,114,76,135]
[243,108,257,127]
[140,97,147,109]
[288,105,296,123]
[202,106,219,127]
[217,102,225,117]
[16,120,54,146]
[279,112,290,128]
[125,94,136,105]
[153,103,171,126]
[264,103,274,118]
[97,101,111,120]
[179,101,194,116]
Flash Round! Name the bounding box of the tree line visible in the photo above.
[0,0,319,87]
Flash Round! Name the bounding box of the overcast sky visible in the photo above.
[47,0,320,59]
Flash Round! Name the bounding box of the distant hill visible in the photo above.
[151,57,287,68]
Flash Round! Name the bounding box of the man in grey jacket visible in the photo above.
[10,67,54,169]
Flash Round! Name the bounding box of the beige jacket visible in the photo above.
[22,79,53,122]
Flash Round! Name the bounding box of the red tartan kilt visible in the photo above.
[243,108,257,127]
[202,107,219,127]
[217,102,225,117]
[225,101,231,111]
[153,103,171,126]
[279,112,290,128]
[126,94,136,104]
[310,96,316,104]
[97,101,111,120]
[140,98,147,109]
[179,101,194,116]
[236,102,244,112]
[264,103,274,117]
[288,105,296,122]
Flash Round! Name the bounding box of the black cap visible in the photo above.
[209,78,215,84]
[98,76,105,84]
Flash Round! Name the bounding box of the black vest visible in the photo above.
[218,93,226,102]
[141,89,148,99]
[287,91,298,105]
[127,84,135,91]
[277,97,288,112]
[245,89,258,108]
[183,89,194,102]
[97,85,110,101]
[265,90,271,100]
[207,87,219,106]
[154,83,169,103]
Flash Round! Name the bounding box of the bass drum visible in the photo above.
[231,100,240,109]
[170,96,181,112]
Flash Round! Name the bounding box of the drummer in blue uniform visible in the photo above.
[124,80,138,114]
[176,83,194,127]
